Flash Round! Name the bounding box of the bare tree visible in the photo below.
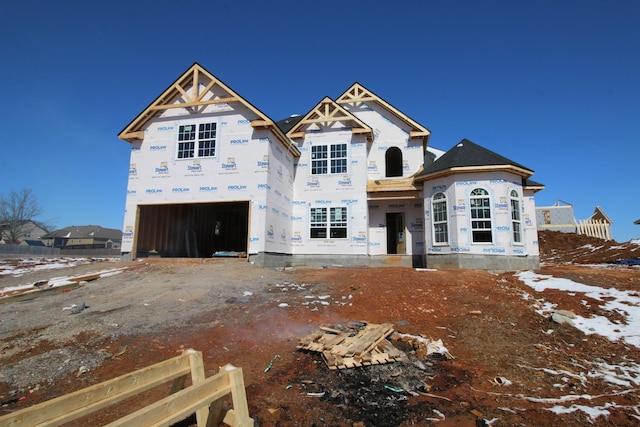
[0,188,44,243]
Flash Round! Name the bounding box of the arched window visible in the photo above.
[510,190,522,243]
[385,147,403,177]
[470,188,492,243]
[431,192,449,244]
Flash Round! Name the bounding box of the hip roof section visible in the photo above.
[416,138,535,181]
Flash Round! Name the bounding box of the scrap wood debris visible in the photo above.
[297,321,452,370]
[0,263,148,302]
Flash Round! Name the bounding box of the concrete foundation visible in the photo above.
[250,252,425,269]
[426,253,540,271]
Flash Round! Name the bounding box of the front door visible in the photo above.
[386,212,406,255]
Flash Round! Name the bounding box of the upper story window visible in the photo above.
[177,122,217,159]
[310,206,348,239]
[510,190,522,243]
[385,147,403,177]
[431,192,449,244]
[470,188,492,243]
[311,143,348,175]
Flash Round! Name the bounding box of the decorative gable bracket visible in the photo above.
[337,83,430,141]
[287,97,373,142]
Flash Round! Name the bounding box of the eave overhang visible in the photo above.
[523,183,545,193]
[415,164,534,182]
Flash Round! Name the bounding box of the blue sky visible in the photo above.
[1,0,639,242]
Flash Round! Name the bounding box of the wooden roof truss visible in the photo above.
[287,97,373,142]
[337,83,430,140]
[119,63,299,156]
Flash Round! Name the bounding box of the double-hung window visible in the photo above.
[311,145,327,174]
[311,143,347,175]
[470,188,492,243]
[330,144,347,174]
[310,207,347,239]
[431,192,449,244]
[510,190,522,243]
[177,122,217,159]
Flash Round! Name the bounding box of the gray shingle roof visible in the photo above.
[417,138,533,178]
[275,115,304,134]
[42,225,122,240]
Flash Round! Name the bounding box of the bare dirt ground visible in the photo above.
[1,231,639,426]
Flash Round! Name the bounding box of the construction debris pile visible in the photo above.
[296,322,454,425]
[298,321,452,370]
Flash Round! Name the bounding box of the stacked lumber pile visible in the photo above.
[297,322,407,370]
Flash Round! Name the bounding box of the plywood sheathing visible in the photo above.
[298,322,408,370]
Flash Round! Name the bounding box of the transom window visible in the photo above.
[510,190,522,243]
[470,188,492,243]
[431,192,449,244]
[177,122,217,159]
[310,207,347,239]
[311,143,347,175]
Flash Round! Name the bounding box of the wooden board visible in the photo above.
[298,323,406,370]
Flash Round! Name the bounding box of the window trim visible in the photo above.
[510,189,523,245]
[469,188,493,244]
[431,192,449,245]
[175,121,218,160]
[309,206,348,239]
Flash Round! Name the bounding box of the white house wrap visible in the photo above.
[118,63,543,270]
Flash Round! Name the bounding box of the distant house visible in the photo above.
[536,202,613,240]
[117,63,544,270]
[0,220,49,245]
[41,225,122,249]
[589,206,612,225]
[579,206,612,240]
[535,200,577,233]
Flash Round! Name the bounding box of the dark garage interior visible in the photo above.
[135,201,249,258]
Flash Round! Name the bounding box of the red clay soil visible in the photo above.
[2,231,639,426]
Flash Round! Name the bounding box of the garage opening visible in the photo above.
[135,201,249,258]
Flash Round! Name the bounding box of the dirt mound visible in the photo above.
[538,230,640,264]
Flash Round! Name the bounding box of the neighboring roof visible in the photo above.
[415,139,534,181]
[42,225,122,241]
[24,239,45,246]
[336,83,431,140]
[286,97,374,141]
[118,62,299,157]
[0,219,48,233]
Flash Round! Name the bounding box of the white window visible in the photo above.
[470,188,492,243]
[311,145,327,174]
[177,122,216,159]
[311,143,347,175]
[510,190,522,243]
[431,192,449,244]
[310,207,347,239]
